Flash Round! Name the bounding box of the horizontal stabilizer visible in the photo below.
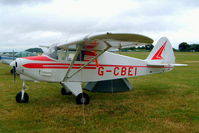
[147,63,188,67]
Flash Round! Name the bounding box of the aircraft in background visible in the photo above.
[0,51,37,73]
[10,33,187,104]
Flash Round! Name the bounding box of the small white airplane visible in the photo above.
[1,51,37,65]
[1,51,37,73]
[10,33,186,104]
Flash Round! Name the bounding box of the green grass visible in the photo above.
[0,52,199,133]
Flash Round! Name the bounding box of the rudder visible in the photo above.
[146,37,175,64]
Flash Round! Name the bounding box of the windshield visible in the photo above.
[45,45,58,60]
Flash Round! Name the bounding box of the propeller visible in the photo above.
[13,65,16,82]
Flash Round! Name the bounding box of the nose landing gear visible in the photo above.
[15,81,29,103]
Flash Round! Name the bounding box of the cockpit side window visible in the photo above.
[76,51,85,61]
[57,50,86,61]
[57,49,75,61]
[45,44,92,62]
[57,49,67,60]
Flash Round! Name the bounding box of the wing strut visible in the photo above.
[62,41,111,81]
[63,45,82,81]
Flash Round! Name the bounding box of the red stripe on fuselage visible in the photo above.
[22,63,96,69]
[22,63,173,69]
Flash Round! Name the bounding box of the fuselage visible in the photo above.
[12,51,173,83]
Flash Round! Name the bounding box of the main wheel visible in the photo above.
[61,87,72,95]
[16,92,29,103]
[76,93,90,105]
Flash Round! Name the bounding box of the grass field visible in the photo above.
[0,52,198,133]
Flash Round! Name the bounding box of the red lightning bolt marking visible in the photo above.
[152,41,167,60]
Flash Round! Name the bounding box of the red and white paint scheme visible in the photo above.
[10,33,187,104]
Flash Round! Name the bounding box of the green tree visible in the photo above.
[178,42,190,51]
[190,44,199,52]
[25,48,43,53]
[145,44,154,51]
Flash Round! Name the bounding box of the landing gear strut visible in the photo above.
[16,81,29,103]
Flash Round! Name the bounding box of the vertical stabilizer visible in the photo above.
[146,37,175,64]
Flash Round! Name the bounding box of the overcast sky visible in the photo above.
[0,0,199,51]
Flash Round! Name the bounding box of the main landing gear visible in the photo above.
[61,88,90,104]
[61,87,72,95]
[75,93,90,105]
[61,82,90,105]
[16,81,29,103]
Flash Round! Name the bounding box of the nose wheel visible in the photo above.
[16,91,29,103]
[16,81,29,103]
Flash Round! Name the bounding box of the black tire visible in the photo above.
[76,93,90,105]
[10,69,14,74]
[16,92,29,103]
[61,87,72,95]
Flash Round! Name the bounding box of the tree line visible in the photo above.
[178,42,199,52]
[25,48,43,53]
[121,43,199,52]
[121,45,154,52]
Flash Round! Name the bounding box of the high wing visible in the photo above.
[58,33,153,51]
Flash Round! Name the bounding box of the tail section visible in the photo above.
[146,37,187,67]
[146,37,175,65]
